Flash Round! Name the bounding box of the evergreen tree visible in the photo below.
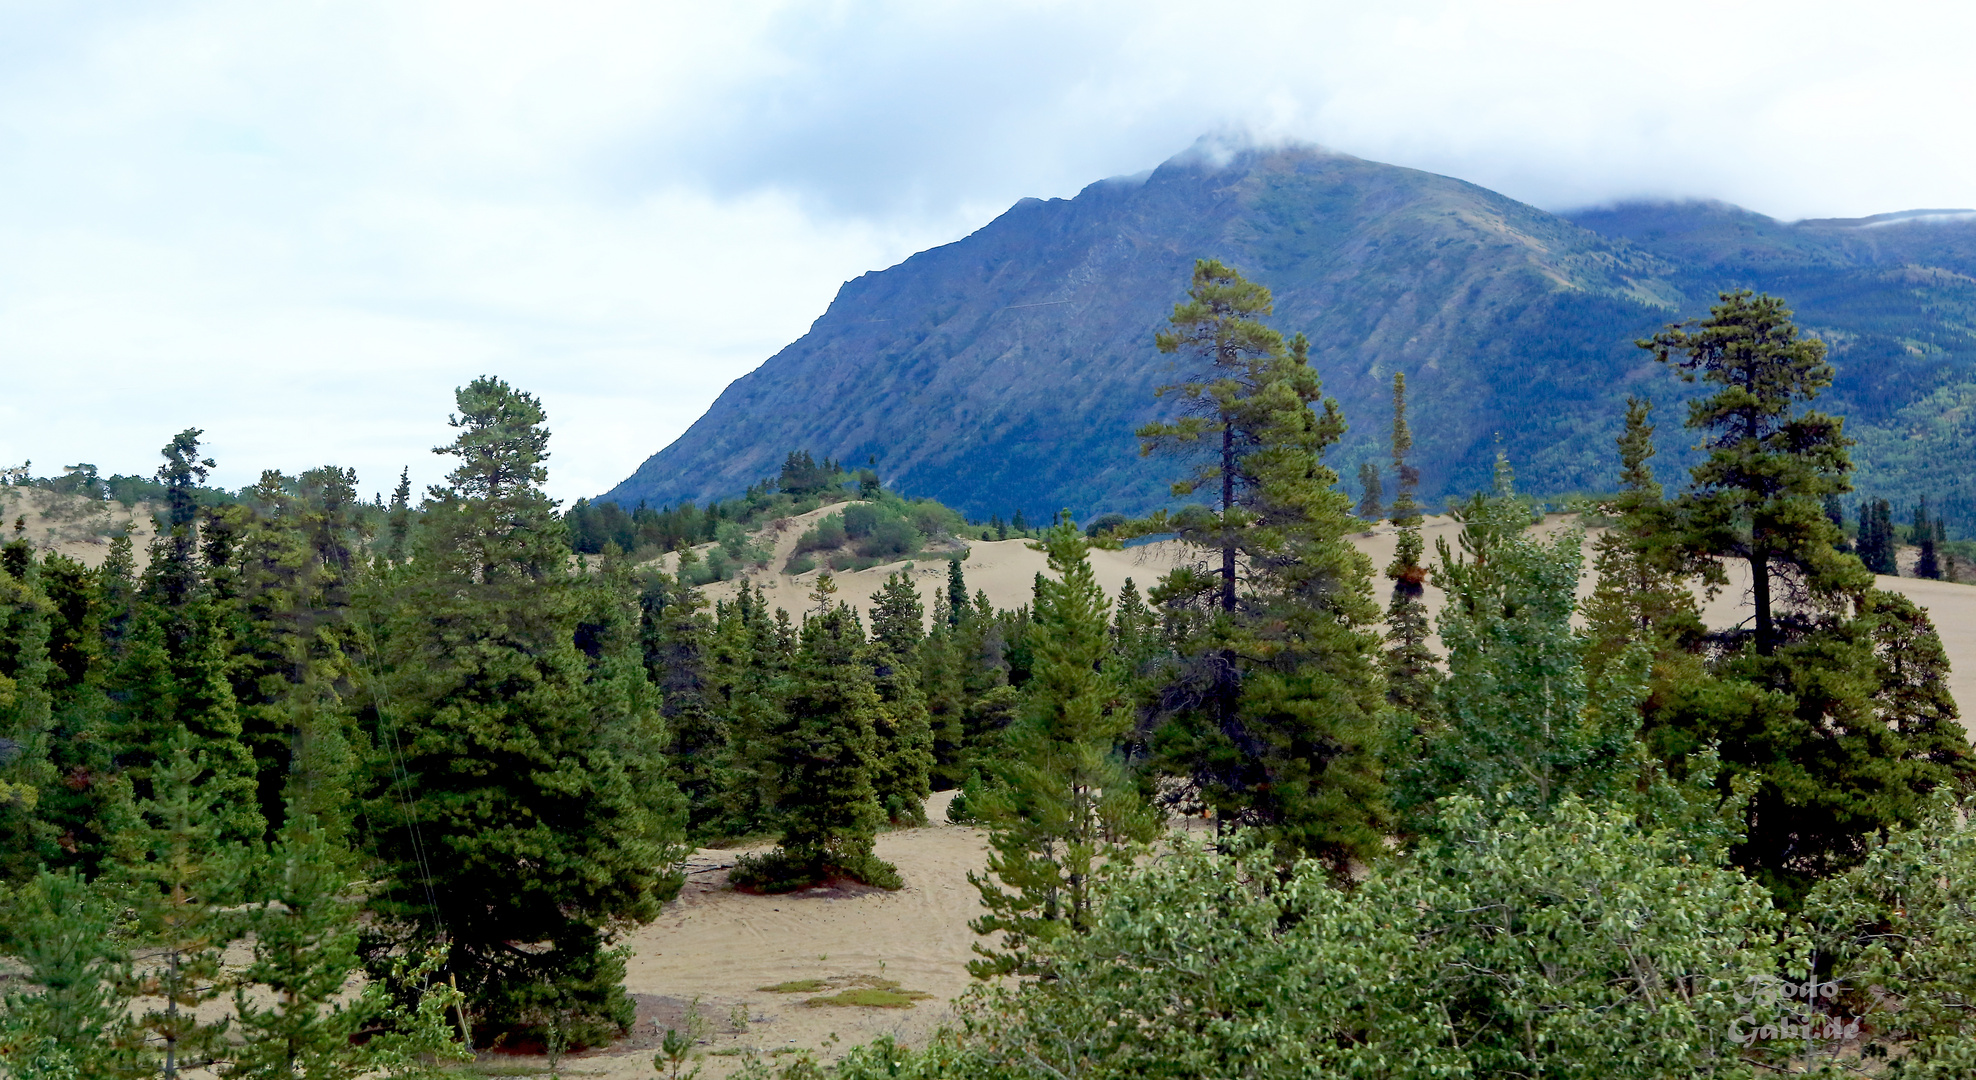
[1140,324,1387,863]
[970,518,1156,977]
[113,731,241,1079]
[104,430,261,846]
[1856,498,1897,575]
[1398,471,1641,829]
[946,557,968,626]
[1582,397,1705,679]
[361,377,685,1043]
[1640,291,1864,655]
[640,570,729,839]
[868,574,933,823]
[0,869,132,1077]
[1355,461,1383,522]
[1382,372,1438,720]
[1915,496,1942,579]
[385,467,412,565]
[0,548,58,881]
[735,604,898,890]
[870,571,925,658]
[1642,294,1974,904]
[228,809,373,1077]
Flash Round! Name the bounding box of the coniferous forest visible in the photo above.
[6,266,1976,1078]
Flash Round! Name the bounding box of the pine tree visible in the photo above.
[1355,461,1384,522]
[385,467,412,565]
[0,868,131,1077]
[227,809,369,1077]
[946,557,968,626]
[1641,294,1975,904]
[1915,497,1942,579]
[1383,372,1438,720]
[1582,397,1705,679]
[736,604,898,890]
[361,377,686,1043]
[970,519,1156,977]
[1640,291,1866,654]
[113,731,240,1079]
[0,548,59,881]
[868,574,933,823]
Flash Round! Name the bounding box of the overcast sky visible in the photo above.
[1,0,1970,503]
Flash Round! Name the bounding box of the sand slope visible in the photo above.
[0,487,158,570]
[696,511,1976,725]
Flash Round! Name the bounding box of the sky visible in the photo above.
[0,0,1971,504]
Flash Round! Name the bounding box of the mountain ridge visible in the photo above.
[606,141,1976,529]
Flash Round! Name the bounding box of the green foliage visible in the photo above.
[360,377,686,1043]
[1397,481,1642,827]
[0,870,132,1077]
[1583,396,1706,681]
[1642,289,1868,654]
[733,604,899,891]
[969,518,1156,977]
[940,800,1784,1080]
[1137,264,1389,868]
[111,729,243,1077]
[1803,796,1976,1074]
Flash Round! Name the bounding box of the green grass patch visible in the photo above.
[758,979,829,993]
[803,987,932,1009]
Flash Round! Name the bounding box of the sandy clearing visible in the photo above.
[507,791,990,1078]
[0,487,158,570]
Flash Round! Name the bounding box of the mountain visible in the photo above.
[605,139,1976,530]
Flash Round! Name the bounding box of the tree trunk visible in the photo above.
[1752,544,1774,656]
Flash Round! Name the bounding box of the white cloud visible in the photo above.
[0,0,1969,501]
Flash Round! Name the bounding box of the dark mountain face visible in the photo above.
[1567,201,1976,528]
[606,142,1976,530]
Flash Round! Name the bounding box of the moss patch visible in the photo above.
[757,979,830,994]
[803,987,931,1009]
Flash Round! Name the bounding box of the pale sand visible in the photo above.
[0,487,158,570]
[519,791,989,1077]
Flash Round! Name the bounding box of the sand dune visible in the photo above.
[697,510,1976,733]
[0,487,158,570]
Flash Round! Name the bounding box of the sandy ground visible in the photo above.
[0,486,158,570]
[698,510,1976,719]
[501,790,988,1078]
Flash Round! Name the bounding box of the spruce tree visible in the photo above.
[113,731,241,1079]
[640,570,728,839]
[946,557,968,626]
[1915,497,1942,579]
[105,430,261,846]
[1382,372,1438,720]
[0,549,59,881]
[736,604,898,890]
[0,869,132,1077]
[970,519,1156,977]
[1355,461,1384,522]
[361,377,685,1043]
[868,574,933,823]
[1134,266,1390,861]
[1582,397,1705,679]
[385,466,412,565]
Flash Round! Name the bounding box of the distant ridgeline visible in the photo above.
[601,139,1976,533]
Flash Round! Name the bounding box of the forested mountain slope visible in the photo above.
[607,140,1976,528]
